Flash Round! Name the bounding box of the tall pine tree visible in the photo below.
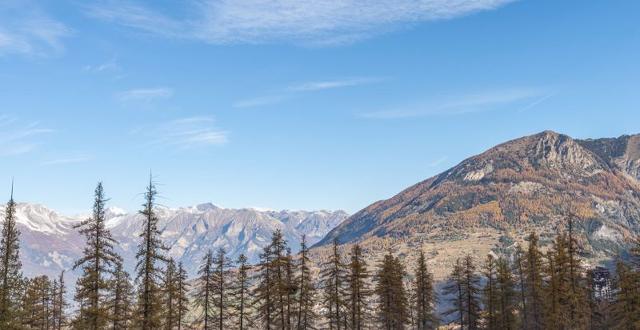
[211,247,233,330]
[347,243,369,330]
[163,258,179,330]
[73,182,122,329]
[374,252,409,330]
[233,254,252,330]
[524,232,545,330]
[108,262,134,330]
[295,236,318,330]
[0,182,23,328]
[176,262,190,330]
[320,240,348,330]
[412,250,437,330]
[51,271,68,330]
[482,254,498,330]
[135,176,168,329]
[195,250,215,330]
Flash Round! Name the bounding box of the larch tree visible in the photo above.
[320,240,348,330]
[461,255,481,330]
[513,246,528,327]
[412,250,437,330]
[108,262,134,330]
[233,254,252,330]
[51,271,68,330]
[270,230,293,330]
[22,275,53,329]
[524,232,545,330]
[73,182,122,329]
[163,258,179,330]
[253,229,294,330]
[211,247,233,330]
[0,182,23,328]
[443,259,465,329]
[374,252,409,330]
[295,236,318,330]
[253,240,274,330]
[495,257,517,330]
[176,262,190,330]
[610,260,640,329]
[482,254,498,330]
[347,243,370,330]
[134,176,168,330]
[194,250,215,330]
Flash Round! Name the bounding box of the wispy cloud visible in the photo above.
[0,115,54,156]
[136,116,228,150]
[361,87,547,119]
[84,57,121,73]
[116,87,174,103]
[287,77,384,92]
[0,1,71,56]
[234,77,384,108]
[86,0,515,45]
[233,95,288,109]
[41,156,93,166]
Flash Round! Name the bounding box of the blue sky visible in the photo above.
[1,0,639,214]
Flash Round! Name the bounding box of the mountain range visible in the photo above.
[316,131,640,278]
[4,130,640,283]
[0,203,348,280]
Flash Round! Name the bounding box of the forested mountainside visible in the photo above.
[317,131,640,278]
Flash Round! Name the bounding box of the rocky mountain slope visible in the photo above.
[316,131,640,278]
[0,203,347,280]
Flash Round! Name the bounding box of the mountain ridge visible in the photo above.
[0,202,348,281]
[315,131,640,277]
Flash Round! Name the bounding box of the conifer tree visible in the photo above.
[444,259,465,329]
[495,257,517,330]
[163,258,179,330]
[412,250,437,330]
[285,248,297,330]
[51,271,68,330]
[565,217,589,328]
[524,232,545,330]
[195,250,215,330]
[610,260,640,329]
[233,254,252,330]
[22,275,53,329]
[176,262,190,330]
[482,254,498,330]
[374,252,409,330]
[108,262,134,330]
[295,236,318,330]
[513,246,528,327]
[253,229,293,330]
[461,255,481,330]
[347,243,369,330]
[135,176,168,329]
[73,182,122,329]
[543,249,560,328]
[272,230,293,329]
[211,247,233,330]
[320,240,348,330]
[253,241,274,329]
[0,182,23,328]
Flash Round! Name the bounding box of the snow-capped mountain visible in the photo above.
[0,202,348,280]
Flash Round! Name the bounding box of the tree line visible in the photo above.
[1,180,640,329]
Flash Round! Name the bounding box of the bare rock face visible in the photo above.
[316,131,640,278]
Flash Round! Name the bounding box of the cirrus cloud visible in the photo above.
[87,0,515,45]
